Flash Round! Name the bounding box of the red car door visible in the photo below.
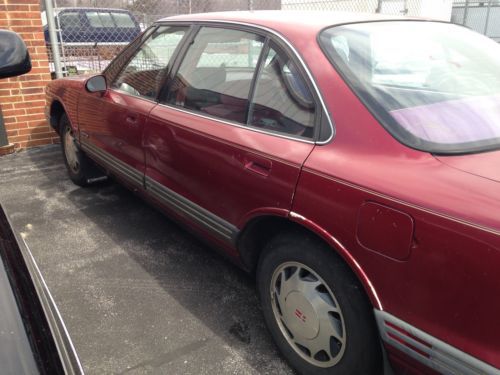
[77,26,189,187]
[143,26,326,245]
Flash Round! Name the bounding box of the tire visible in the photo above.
[60,113,96,187]
[257,232,382,375]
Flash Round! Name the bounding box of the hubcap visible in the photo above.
[270,262,346,368]
[64,126,79,173]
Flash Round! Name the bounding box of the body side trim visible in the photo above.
[80,140,144,187]
[302,166,500,236]
[376,310,500,375]
[80,140,238,244]
[145,176,238,244]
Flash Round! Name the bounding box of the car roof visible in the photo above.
[158,10,425,34]
[54,7,132,13]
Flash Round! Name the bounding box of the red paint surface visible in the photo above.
[356,202,414,261]
[46,12,500,373]
[144,105,313,227]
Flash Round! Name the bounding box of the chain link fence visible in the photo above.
[451,1,500,42]
[40,0,496,77]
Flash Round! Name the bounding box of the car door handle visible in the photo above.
[244,159,272,177]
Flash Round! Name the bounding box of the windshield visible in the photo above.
[319,21,500,154]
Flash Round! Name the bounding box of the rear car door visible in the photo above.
[144,25,321,243]
[77,25,189,187]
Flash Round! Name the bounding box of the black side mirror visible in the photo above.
[0,30,31,79]
[85,75,107,93]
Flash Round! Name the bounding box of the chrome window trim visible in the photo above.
[155,19,335,145]
[108,87,159,105]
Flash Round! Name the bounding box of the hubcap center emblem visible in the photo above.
[285,291,319,339]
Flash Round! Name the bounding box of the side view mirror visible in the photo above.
[0,30,31,79]
[85,75,107,93]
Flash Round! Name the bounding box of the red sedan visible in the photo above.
[45,11,500,375]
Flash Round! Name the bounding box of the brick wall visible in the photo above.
[0,0,58,150]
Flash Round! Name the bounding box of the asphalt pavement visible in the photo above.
[0,145,294,375]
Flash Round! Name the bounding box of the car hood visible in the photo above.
[435,150,500,183]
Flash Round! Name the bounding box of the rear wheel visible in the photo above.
[257,233,382,375]
[60,113,96,187]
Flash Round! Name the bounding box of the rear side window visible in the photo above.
[165,27,265,124]
[86,12,114,28]
[249,42,315,138]
[197,37,263,68]
[111,12,136,29]
[112,26,187,99]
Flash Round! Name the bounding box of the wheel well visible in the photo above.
[237,216,330,273]
[49,101,65,134]
[237,215,378,309]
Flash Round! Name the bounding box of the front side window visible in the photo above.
[112,26,187,99]
[165,27,265,124]
[249,43,316,138]
[320,22,500,154]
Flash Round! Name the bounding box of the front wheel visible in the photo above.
[60,113,96,187]
[257,233,382,375]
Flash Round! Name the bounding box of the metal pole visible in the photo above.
[375,0,383,13]
[44,0,63,79]
[484,0,492,35]
[463,0,470,25]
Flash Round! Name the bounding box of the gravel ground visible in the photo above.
[0,145,295,375]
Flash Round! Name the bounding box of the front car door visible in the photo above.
[144,25,324,246]
[77,25,189,188]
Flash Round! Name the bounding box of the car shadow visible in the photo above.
[19,145,294,374]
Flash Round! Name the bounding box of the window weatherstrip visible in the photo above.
[246,38,270,126]
[156,102,315,144]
